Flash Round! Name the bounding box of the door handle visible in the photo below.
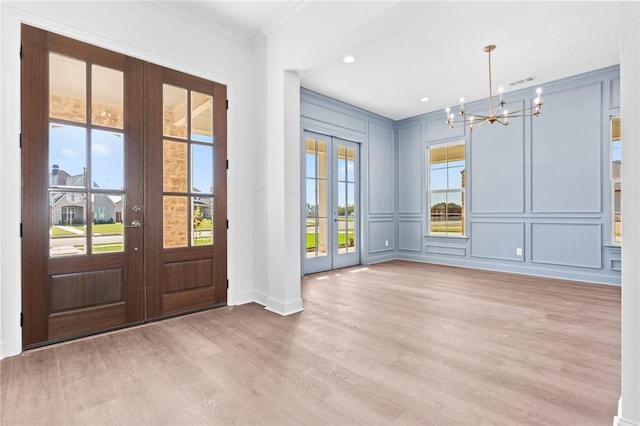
[124,220,142,228]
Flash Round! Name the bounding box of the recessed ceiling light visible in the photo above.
[343,55,355,64]
[420,97,430,102]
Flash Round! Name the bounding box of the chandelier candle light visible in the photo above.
[446,45,543,131]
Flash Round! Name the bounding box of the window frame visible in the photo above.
[610,115,621,245]
[427,140,466,238]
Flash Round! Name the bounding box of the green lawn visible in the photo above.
[51,223,124,237]
[92,243,123,253]
[194,236,213,245]
[94,223,123,234]
[306,232,353,250]
[430,220,463,234]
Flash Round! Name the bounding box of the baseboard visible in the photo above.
[396,253,621,286]
[234,289,268,307]
[614,415,640,426]
[614,397,640,426]
[364,252,397,265]
[264,296,304,316]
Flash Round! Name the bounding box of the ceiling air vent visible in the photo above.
[509,76,537,87]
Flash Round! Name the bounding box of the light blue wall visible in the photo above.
[300,89,397,265]
[301,64,621,285]
[399,65,620,285]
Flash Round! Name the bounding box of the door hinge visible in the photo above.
[226,279,229,289]
[19,45,23,59]
[226,219,229,229]
[226,99,229,110]
[19,133,22,148]
[19,223,23,238]
[20,312,24,327]
[226,159,229,170]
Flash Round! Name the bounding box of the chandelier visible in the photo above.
[445,45,542,131]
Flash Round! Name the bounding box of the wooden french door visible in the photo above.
[21,25,227,348]
[144,64,227,319]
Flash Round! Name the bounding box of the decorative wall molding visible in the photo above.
[530,81,603,214]
[399,220,422,251]
[469,221,525,262]
[531,222,602,269]
[610,259,622,272]
[426,245,466,256]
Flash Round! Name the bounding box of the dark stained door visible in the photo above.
[144,64,227,319]
[21,25,227,348]
[21,26,145,347]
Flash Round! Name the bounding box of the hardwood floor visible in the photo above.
[1,260,620,425]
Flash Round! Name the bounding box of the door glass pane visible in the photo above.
[317,218,328,257]
[306,138,316,178]
[163,84,187,139]
[346,147,355,182]
[192,197,213,246]
[163,196,188,248]
[317,140,327,179]
[338,182,347,251]
[49,123,87,188]
[306,217,317,258]
[50,191,87,256]
[92,193,123,253]
[317,180,328,217]
[347,182,356,253]
[49,53,86,123]
[346,225,355,254]
[91,65,123,129]
[91,129,124,190]
[338,145,346,181]
[163,140,188,192]
[306,179,317,217]
[191,91,213,143]
[192,144,213,194]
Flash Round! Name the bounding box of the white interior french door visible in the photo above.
[303,132,360,274]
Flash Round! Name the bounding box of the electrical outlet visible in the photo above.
[385,240,389,247]
[516,248,523,256]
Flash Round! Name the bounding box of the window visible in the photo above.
[611,116,621,244]
[428,141,465,236]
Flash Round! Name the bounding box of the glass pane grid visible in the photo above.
[49,54,130,257]
[429,141,465,237]
[305,139,330,258]
[162,85,216,249]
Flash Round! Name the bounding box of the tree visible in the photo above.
[193,206,204,237]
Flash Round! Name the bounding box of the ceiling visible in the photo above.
[161,1,621,121]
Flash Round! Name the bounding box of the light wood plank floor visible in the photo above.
[1,260,620,425]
